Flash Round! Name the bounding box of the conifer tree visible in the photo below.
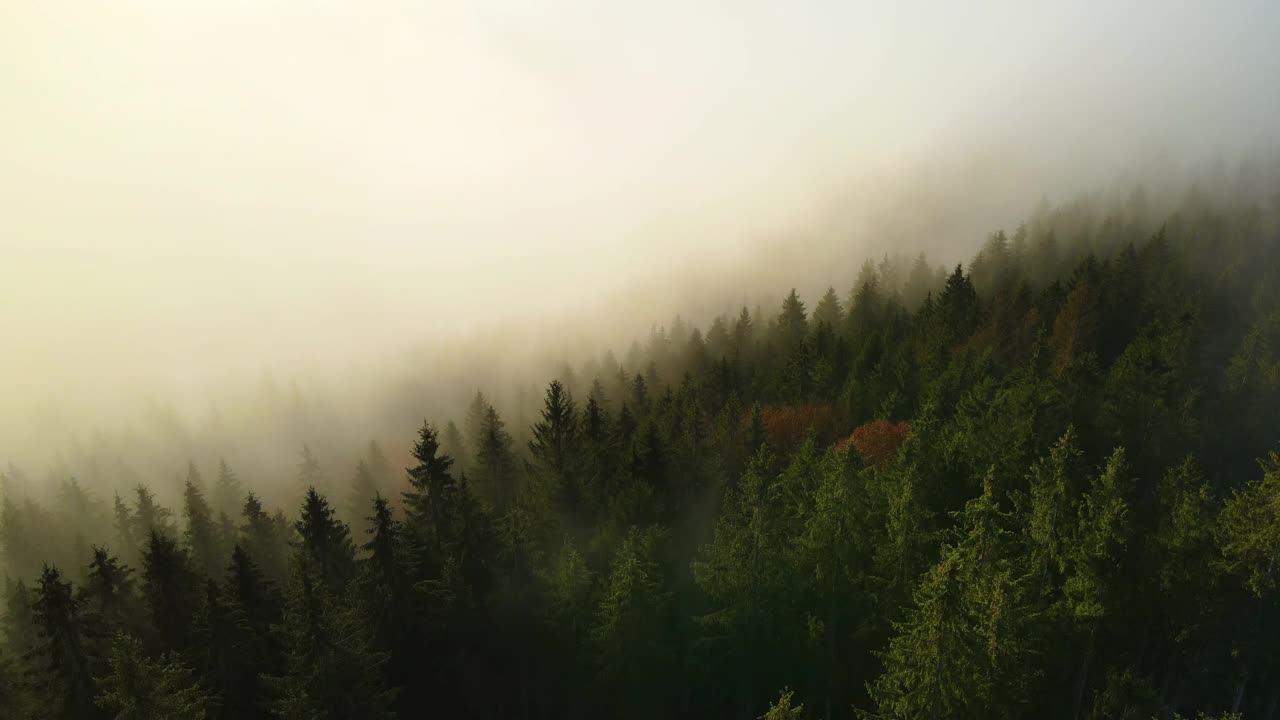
[867,472,1035,720]
[293,490,356,596]
[297,444,327,499]
[528,379,583,523]
[813,286,843,330]
[695,447,798,717]
[95,633,214,720]
[223,545,282,645]
[440,423,468,478]
[132,485,175,541]
[81,547,139,640]
[473,405,520,510]
[343,459,378,531]
[777,288,809,353]
[592,526,675,718]
[191,579,266,720]
[112,493,138,566]
[239,493,290,584]
[267,559,396,720]
[355,496,422,716]
[183,480,224,579]
[761,688,805,720]
[403,421,495,599]
[1023,428,1084,593]
[212,460,243,520]
[31,564,102,719]
[141,531,201,656]
[4,578,38,659]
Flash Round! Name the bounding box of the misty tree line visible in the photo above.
[3,185,1280,719]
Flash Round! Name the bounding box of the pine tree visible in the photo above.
[212,460,243,520]
[1,492,36,579]
[239,493,290,584]
[813,286,844,330]
[0,644,37,718]
[403,421,495,599]
[343,460,378,531]
[528,379,583,523]
[473,405,520,510]
[132,485,175,541]
[592,526,674,718]
[867,473,1035,720]
[1214,452,1280,713]
[440,424,468,478]
[31,564,102,719]
[223,545,282,645]
[186,461,206,494]
[183,480,225,578]
[297,445,327,499]
[293,490,356,596]
[4,578,38,659]
[95,633,214,720]
[81,547,140,639]
[191,579,266,720]
[354,496,422,716]
[267,560,396,720]
[694,447,797,718]
[777,289,809,353]
[112,493,138,566]
[464,390,493,474]
[761,688,805,720]
[1023,428,1084,593]
[141,531,201,655]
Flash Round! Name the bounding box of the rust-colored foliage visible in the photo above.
[835,419,911,465]
[746,403,836,451]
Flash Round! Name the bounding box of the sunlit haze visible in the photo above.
[3,0,1279,458]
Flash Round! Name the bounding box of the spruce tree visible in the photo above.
[867,473,1035,720]
[212,460,243,520]
[31,564,102,719]
[267,560,396,720]
[239,493,290,584]
[80,547,140,640]
[297,444,326,499]
[132,485,175,542]
[112,493,138,567]
[694,447,797,718]
[191,579,267,720]
[812,286,844,330]
[183,480,224,579]
[528,379,583,523]
[355,496,422,716]
[343,460,378,532]
[95,633,214,720]
[141,531,201,656]
[473,405,520,510]
[293,490,356,597]
[592,526,674,718]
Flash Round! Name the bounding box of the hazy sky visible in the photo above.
[3,0,1280,422]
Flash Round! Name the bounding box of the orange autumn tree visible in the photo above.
[746,403,836,452]
[835,419,911,465]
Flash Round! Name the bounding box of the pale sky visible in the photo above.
[2,0,1279,428]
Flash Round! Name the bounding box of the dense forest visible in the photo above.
[3,185,1280,719]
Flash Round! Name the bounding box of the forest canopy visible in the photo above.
[2,182,1279,719]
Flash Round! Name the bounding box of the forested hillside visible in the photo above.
[3,186,1280,719]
